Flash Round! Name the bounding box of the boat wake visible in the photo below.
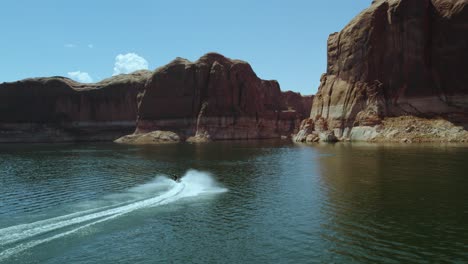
[0,169,226,261]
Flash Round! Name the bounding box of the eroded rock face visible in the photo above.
[293,118,314,142]
[0,71,151,142]
[280,91,313,119]
[307,0,468,142]
[134,53,309,141]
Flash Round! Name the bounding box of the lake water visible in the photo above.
[0,141,467,263]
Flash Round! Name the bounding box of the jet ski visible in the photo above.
[171,174,181,183]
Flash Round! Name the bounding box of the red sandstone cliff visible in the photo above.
[118,53,310,143]
[0,54,311,143]
[281,91,313,119]
[299,0,468,142]
[0,71,151,142]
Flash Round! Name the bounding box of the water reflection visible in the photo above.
[313,143,468,262]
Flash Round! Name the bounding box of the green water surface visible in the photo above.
[0,141,467,263]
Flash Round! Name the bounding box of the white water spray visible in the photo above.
[0,169,226,261]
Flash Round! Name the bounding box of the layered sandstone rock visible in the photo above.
[1,53,310,144]
[0,71,151,142]
[303,0,468,142]
[280,91,313,119]
[127,53,310,142]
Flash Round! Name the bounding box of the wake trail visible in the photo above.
[0,212,125,261]
[0,183,185,246]
[0,169,227,261]
[0,202,124,242]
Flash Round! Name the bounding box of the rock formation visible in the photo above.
[119,53,311,143]
[280,91,313,119]
[0,53,311,143]
[297,0,468,143]
[115,130,180,145]
[0,71,151,142]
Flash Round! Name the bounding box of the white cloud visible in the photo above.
[68,71,93,83]
[113,53,149,75]
[88,44,94,48]
[64,44,77,48]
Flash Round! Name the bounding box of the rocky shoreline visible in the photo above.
[293,116,468,143]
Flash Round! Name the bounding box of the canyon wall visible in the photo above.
[300,0,468,142]
[0,71,150,142]
[120,53,309,143]
[1,54,311,143]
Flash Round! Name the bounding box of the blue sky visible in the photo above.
[0,0,372,95]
